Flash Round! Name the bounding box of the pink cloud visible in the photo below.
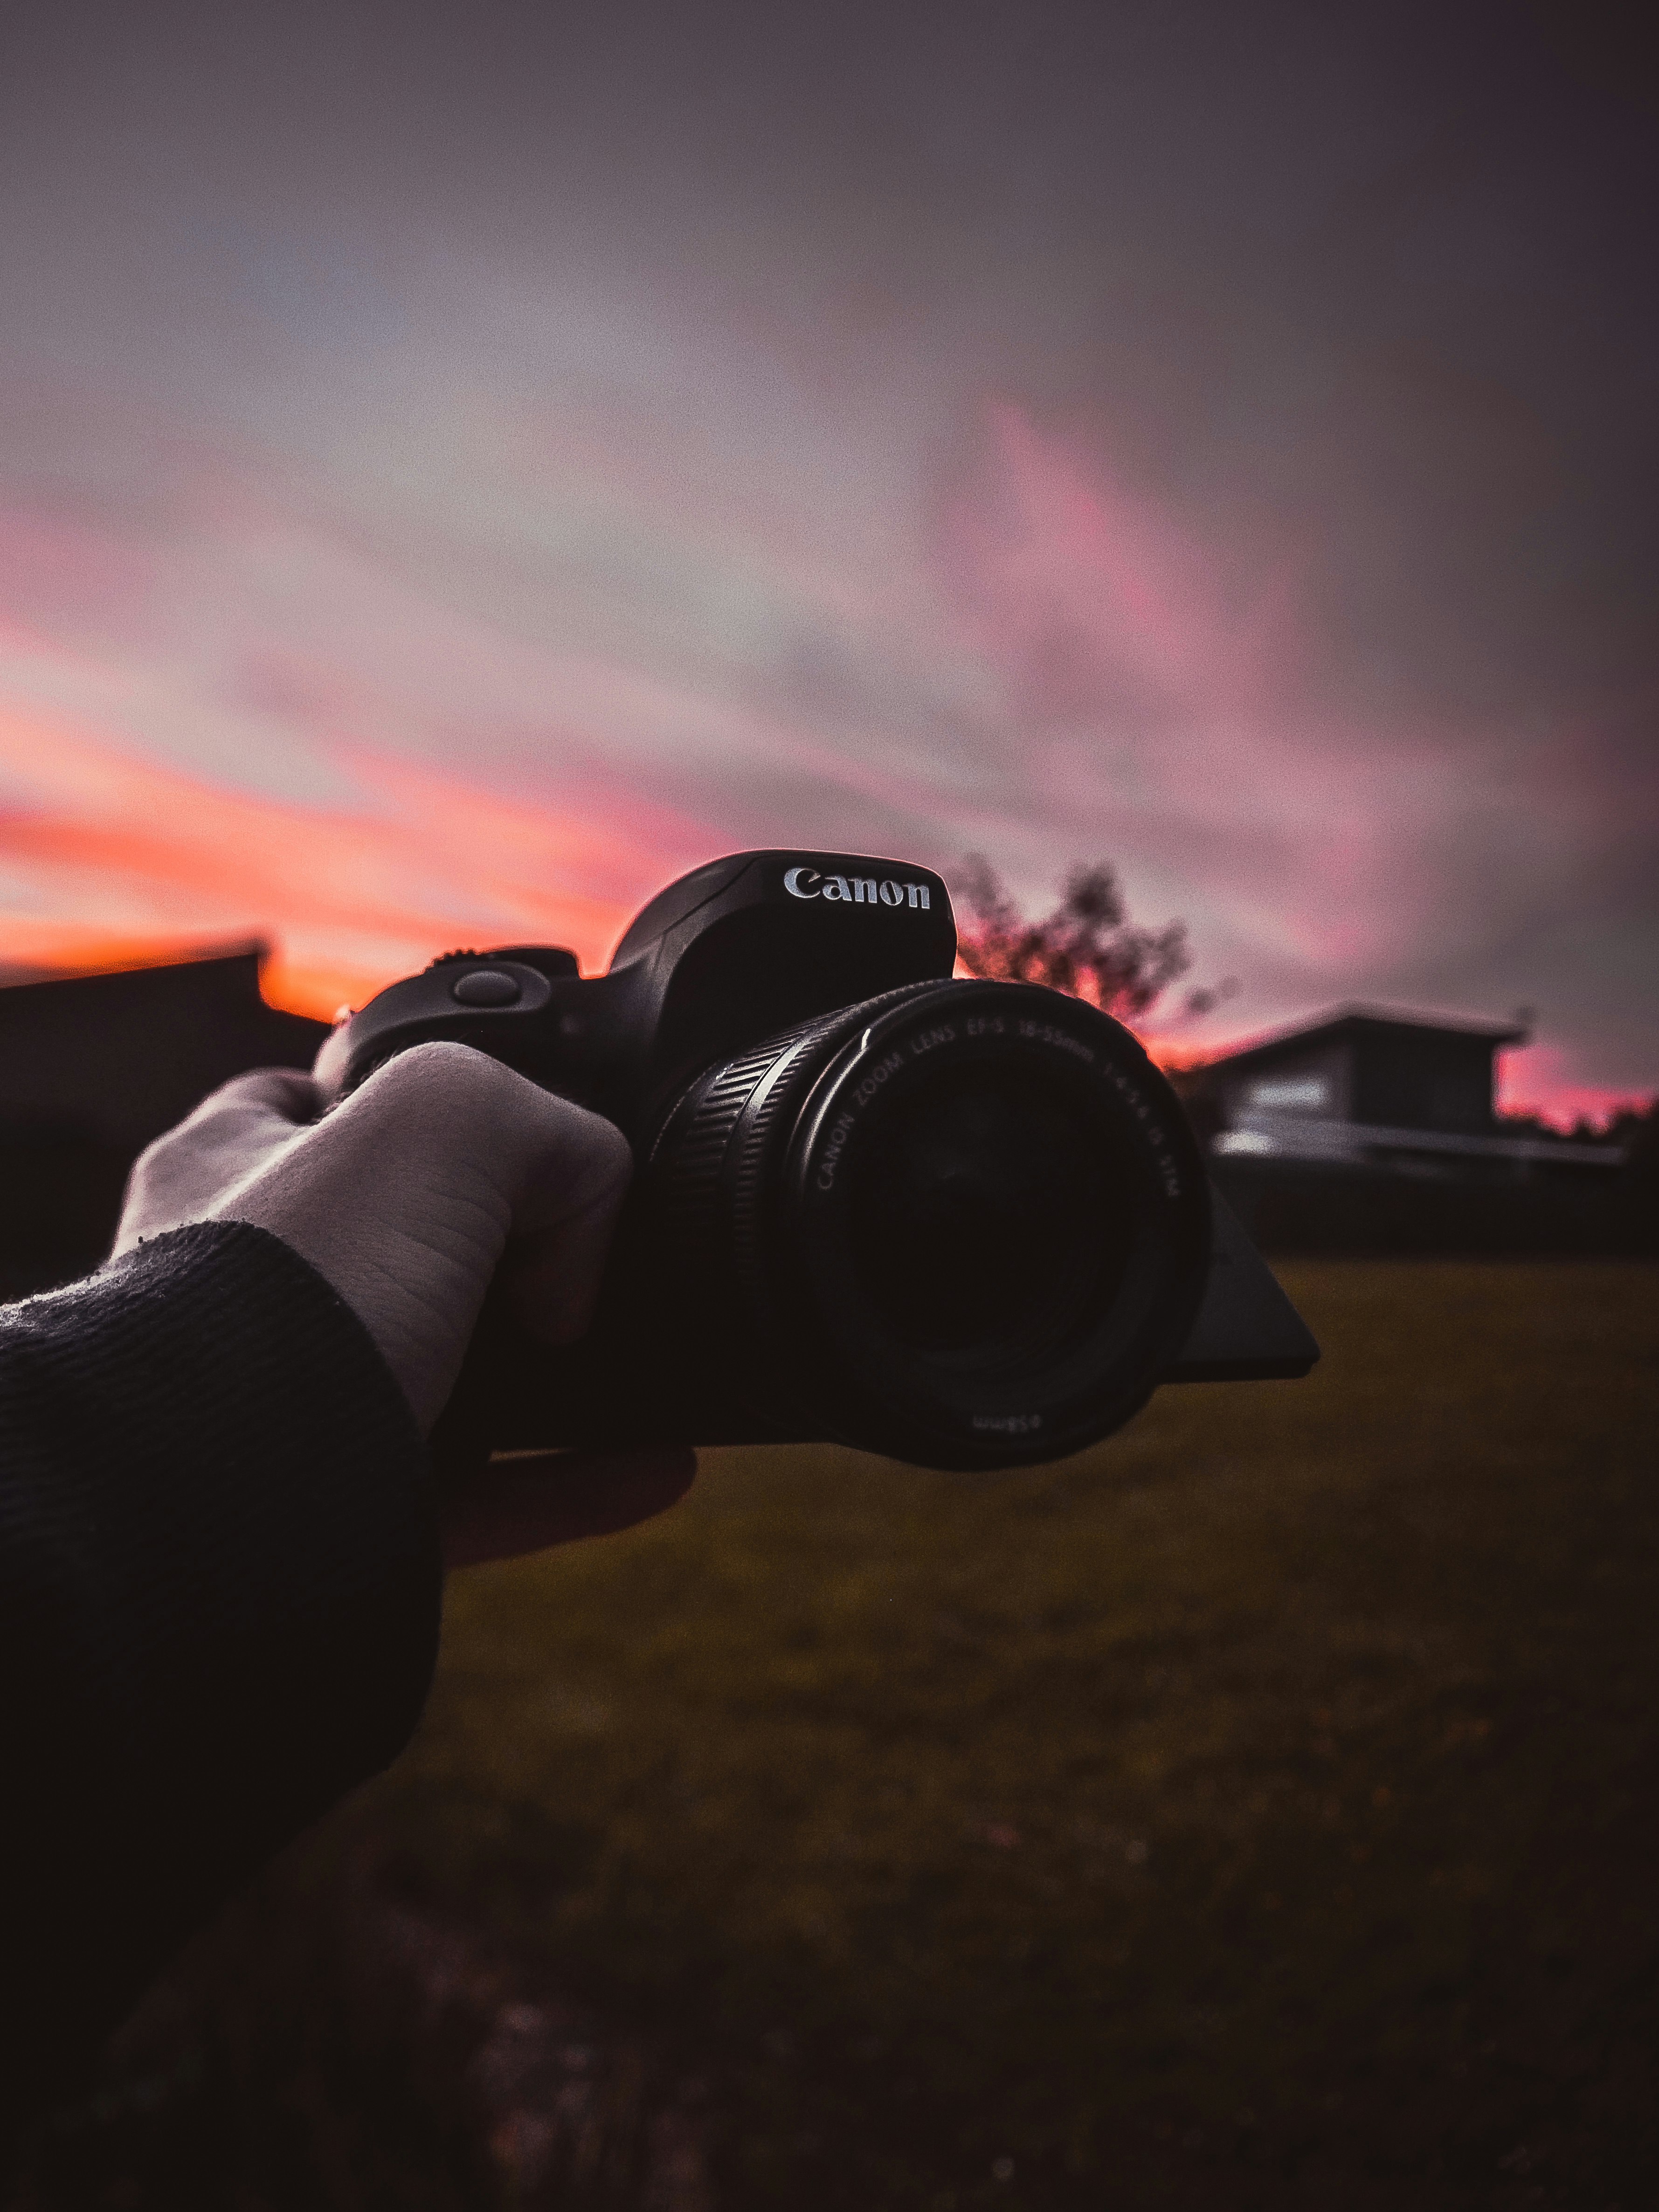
[0,503,159,641]
[932,404,1656,1114]
[937,405,1448,979]
[1497,1040,1651,1132]
[941,400,1300,722]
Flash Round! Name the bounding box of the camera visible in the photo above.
[316,849,1317,1471]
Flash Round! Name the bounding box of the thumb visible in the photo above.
[441,1445,697,1569]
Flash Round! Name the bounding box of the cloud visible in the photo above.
[0,704,712,1015]
[933,402,1659,1098]
[0,360,1651,1115]
[940,401,1300,725]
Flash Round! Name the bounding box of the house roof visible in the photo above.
[1203,1004,1530,1074]
[0,938,271,993]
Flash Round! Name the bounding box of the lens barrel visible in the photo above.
[643,978,1211,1468]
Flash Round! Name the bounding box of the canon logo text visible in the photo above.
[783,865,931,909]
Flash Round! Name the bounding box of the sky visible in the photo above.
[0,0,1654,1120]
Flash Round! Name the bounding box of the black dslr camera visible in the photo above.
[316,850,1316,1471]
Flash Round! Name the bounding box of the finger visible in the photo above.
[499,1180,631,1343]
[194,1066,323,1127]
[148,1066,321,1162]
[505,1087,634,1237]
[114,1067,325,1252]
[342,1051,632,1343]
[440,1446,697,1570]
[498,1099,634,1344]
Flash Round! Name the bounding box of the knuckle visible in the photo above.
[129,1127,181,1179]
[372,1039,506,1102]
[525,1086,632,1184]
[348,1042,498,1134]
[358,1046,632,1206]
[226,1065,314,1107]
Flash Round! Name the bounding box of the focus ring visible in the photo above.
[723,985,945,1308]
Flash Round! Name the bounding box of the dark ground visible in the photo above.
[12,1261,1659,2209]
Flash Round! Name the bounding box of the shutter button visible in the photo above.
[451,968,522,1007]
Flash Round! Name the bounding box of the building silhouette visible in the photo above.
[1186,1006,1628,1253]
[0,947,327,1298]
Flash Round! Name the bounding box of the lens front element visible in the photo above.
[844,1058,1133,1361]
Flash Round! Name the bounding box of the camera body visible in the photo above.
[317,850,1316,1471]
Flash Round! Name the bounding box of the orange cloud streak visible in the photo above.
[0,708,708,1016]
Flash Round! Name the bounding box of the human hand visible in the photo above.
[113,1042,694,1565]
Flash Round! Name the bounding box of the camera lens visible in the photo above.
[645,979,1210,1468]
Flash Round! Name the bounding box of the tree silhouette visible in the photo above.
[952,855,1229,1029]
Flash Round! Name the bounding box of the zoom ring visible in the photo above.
[646,988,940,1324]
[648,1042,784,1247]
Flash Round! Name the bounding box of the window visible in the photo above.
[1247,1075,1330,1113]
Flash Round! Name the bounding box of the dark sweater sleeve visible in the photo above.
[0,1220,441,2127]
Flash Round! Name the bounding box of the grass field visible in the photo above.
[20,1261,1659,2209]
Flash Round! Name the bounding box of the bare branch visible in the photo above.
[950,857,1210,1030]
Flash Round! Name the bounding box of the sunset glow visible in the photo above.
[0,707,703,1015]
[1,7,1652,1123]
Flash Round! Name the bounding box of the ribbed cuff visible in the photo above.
[0,1219,441,2116]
